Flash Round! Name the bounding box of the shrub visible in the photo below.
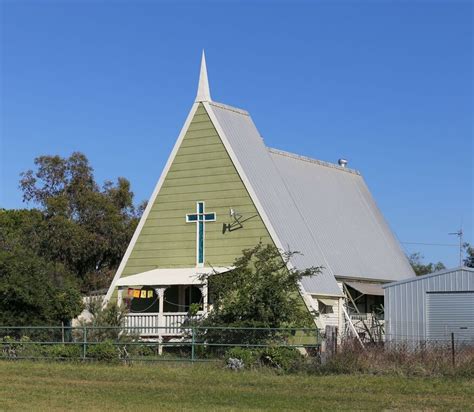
[48,344,82,359]
[259,346,303,371]
[226,347,259,368]
[225,346,303,371]
[87,340,118,362]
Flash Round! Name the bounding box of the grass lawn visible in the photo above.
[0,361,472,411]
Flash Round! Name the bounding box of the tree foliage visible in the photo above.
[17,152,143,291]
[0,152,143,326]
[202,243,320,329]
[463,243,474,268]
[408,252,446,276]
[0,247,83,326]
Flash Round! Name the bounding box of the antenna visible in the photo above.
[448,226,463,267]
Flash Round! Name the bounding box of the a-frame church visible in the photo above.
[105,52,414,337]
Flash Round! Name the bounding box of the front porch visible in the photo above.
[115,267,229,338]
[119,283,207,337]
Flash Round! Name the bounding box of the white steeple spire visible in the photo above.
[195,50,212,102]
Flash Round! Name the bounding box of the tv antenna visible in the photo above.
[448,226,463,267]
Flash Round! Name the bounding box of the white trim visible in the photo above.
[203,102,321,323]
[103,103,201,304]
[196,50,212,102]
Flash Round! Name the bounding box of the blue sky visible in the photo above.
[1,1,472,267]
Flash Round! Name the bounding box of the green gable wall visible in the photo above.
[120,104,274,278]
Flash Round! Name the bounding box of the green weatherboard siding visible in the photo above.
[120,104,274,278]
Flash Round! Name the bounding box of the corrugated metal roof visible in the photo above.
[383,266,474,289]
[206,101,414,296]
[269,148,415,284]
[345,281,384,296]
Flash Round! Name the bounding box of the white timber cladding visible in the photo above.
[383,267,474,343]
[312,296,340,328]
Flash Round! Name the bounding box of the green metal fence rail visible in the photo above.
[0,325,322,363]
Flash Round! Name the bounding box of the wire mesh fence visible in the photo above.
[0,325,322,363]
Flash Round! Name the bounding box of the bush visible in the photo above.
[48,344,82,359]
[87,340,118,362]
[226,347,259,368]
[225,346,303,371]
[259,347,303,371]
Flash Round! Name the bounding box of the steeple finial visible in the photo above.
[195,50,211,102]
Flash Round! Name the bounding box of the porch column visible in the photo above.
[155,287,166,356]
[117,288,123,307]
[201,281,209,314]
[338,297,343,342]
[156,288,165,328]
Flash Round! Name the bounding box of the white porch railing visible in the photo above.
[124,312,203,337]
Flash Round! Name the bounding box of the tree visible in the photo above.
[463,243,474,268]
[0,247,83,326]
[408,252,446,276]
[197,243,320,345]
[18,152,143,291]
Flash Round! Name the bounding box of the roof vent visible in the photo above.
[338,158,348,168]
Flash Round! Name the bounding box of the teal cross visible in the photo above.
[186,202,216,265]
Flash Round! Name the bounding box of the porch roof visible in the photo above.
[116,267,231,287]
[345,281,384,296]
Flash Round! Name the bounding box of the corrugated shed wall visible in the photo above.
[384,268,474,342]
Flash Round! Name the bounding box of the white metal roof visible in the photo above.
[269,148,415,284]
[205,101,414,296]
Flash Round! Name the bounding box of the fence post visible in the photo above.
[61,322,65,344]
[191,326,195,362]
[451,332,455,367]
[83,326,87,360]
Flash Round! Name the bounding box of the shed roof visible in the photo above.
[382,266,474,289]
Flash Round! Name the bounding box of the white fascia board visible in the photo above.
[104,102,200,304]
[202,102,328,319]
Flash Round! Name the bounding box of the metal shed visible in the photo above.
[383,267,474,344]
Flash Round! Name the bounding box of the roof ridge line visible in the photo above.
[208,101,249,116]
[268,147,361,175]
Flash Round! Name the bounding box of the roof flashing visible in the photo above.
[268,147,361,175]
[208,101,249,116]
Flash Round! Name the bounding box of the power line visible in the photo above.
[401,242,458,247]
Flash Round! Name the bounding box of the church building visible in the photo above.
[104,52,414,338]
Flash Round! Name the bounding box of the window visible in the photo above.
[318,300,334,314]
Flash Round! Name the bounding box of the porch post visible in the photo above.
[156,287,165,355]
[338,297,343,343]
[117,288,123,307]
[202,281,208,314]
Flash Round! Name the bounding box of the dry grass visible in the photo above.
[318,340,474,377]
